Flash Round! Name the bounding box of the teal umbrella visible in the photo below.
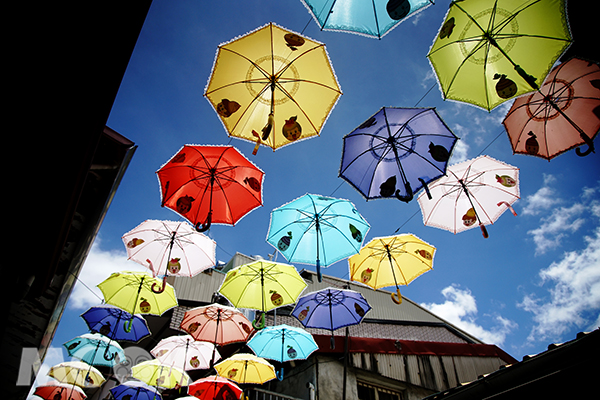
[63,333,126,368]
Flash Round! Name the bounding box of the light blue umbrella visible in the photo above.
[110,380,162,400]
[247,324,318,379]
[300,0,434,39]
[63,333,126,368]
[266,194,370,282]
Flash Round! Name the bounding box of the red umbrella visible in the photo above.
[33,381,87,400]
[188,375,243,400]
[157,145,264,232]
[503,57,600,159]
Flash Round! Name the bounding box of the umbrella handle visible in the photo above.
[251,130,261,155]
[330,335,335,349]
[151,276,166,294]
[497,201,518,216]
[575,133,595,157]
[124,318,133,333]
[277,368,284,381]
[195,212,212,232]
[103,346,115,361]
[480,224,489,239]
[418,178,432,200]
[394,182,414,203]
[252,312,266,330]
[316,259,322,283]
[391,288,402,304]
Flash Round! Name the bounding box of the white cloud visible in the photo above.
[421,285,516,346]
[68,239,146,311]
[522,174,560,216]
[519,227,600,343]
[527,203,586,255]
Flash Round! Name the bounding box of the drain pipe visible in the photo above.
[307,382,315,400]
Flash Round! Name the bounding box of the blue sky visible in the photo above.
[31,0,599,393]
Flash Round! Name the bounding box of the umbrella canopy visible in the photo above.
[156,145,264,232]
[427,0,571,111]
[266,194,370,282]
[97,271,178,317]
[349,234,435,304]
[33,381,87,400]
[300,0,434,39]
[132,359,190,389]
[247,324,318,364]
[63,333,126,368]
[122,219,216,292]
[213,354,276,385]
[218,260,307,329]
[204,22,342,154]
[188,375,243,400]
[81,304,150,343]
[48,361,105,388]
[503,57,600,159]
[151,335,221,371]
[340,107,458,202]
[110,380,162,400]
[417,155,520,238]
[179,303,253,346]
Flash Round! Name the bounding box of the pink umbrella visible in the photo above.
[151,335,221,371]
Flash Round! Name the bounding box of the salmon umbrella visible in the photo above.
[503,57,600,159]
[156,145,264,232]
[427,0,571,111]
[417,155,520,238]
[204,23,342,154]
[349,234,435,304]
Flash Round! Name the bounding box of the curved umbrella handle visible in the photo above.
[277,368,284,381]
[575,133,595,157]
[195,213,212,232]
[103,346,116,361]
[123,318,133,333]
[391,288,402,305]
[498,201,518,216]
[418,178,432,200]
[480,224,489,239]
[252,312,266,330]
[151,276,166,294]
[394,182,414,203]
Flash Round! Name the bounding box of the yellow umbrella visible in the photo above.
[218,260,307,329]
[132,359,190,389]
[349,234,435,304]
[97,271,178,319]
[48,361,105,388]
[214,353,276,385]
[204,22,342,154]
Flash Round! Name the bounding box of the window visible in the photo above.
[357,382,402,400]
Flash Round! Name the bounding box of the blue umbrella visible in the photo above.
[247,324,318,379]
[63,333,126,368]
[300,0,434,39]
[291,287,371,348]
[110,380,162,400]
[81,304,151,342]
[266,194,370,282]
[340,107,458,203]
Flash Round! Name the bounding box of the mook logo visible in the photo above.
[113,346,153,382]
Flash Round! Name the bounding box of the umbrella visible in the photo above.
[33,381,87,400]
[218,260,307,329]
[417,155,520,238]
[48,361,105,388]
[300,0,434,39]
[122,219,217,293]
[151,335,221,371]
[188,375,243,400]
[97,271,178,331]
[291,287,371,348]
[81,304,151,342]
[427,0,571,111]
[110,380,162,400]
[179,304,253,366]
[503,57,600,159]
[204,22,342,154]
[213,354,276,385]
[339,107,458,202]
[349,234,435,304]
[63,333,126,368]
[132,359,190,389]
[247,324,318,379]
[156,145,264,232]
[266,193,370,282]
